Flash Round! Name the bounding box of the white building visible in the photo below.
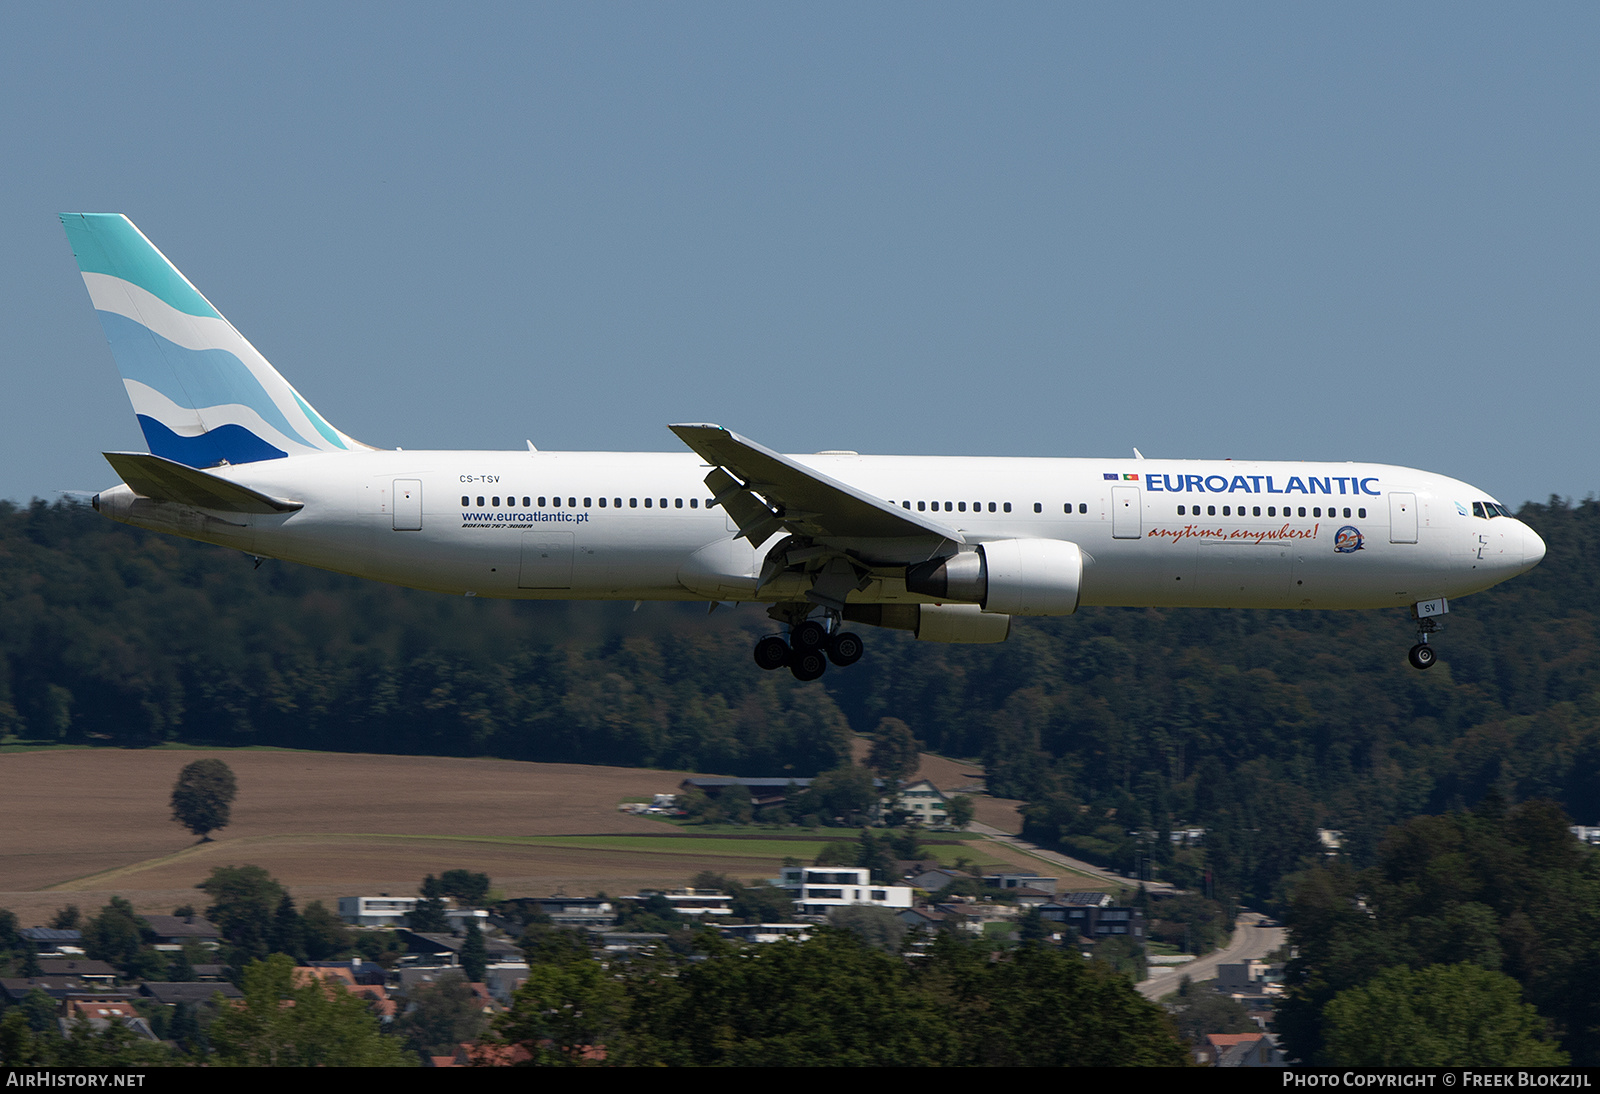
[778,867,914,915]
[895,779,950,827]
[338,896,418,927]
[634,888,735,916]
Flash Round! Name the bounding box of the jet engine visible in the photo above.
[904,539,1083,616]
[842,602,1012,643]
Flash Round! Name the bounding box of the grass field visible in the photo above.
[0,746,1089,926]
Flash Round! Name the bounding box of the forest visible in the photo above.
[4,493,1600,915]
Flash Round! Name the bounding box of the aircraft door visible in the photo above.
[393,480,422,531]
[1112,486,1142,539]
[519,531,574,589]
[1389,493,1417,544]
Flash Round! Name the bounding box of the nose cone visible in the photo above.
[1522,522,1547,570]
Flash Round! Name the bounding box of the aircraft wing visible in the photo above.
[670,423,964,544]
[103,452,304,514]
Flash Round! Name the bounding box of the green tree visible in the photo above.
[1278,801,1600,1065]
[81,896,163,978]
[619,928,952,1066]
[199,864,286,964]
[461,919,488,982]
[1322,964,1567,1067]
[868,717,921,783]
[804,764,879,826]
[946,794,976,830]
[209,953,413,1066]
[270,892,305,962]
[929,935,1189,1066]
[409,895,449,933]
[301,900,351,960]
[396,976,488,1061]
[1162,975,1256,1044]
[170,758,238,840]
[497,948,624,1066]
[438,869,491,905]
[828,905,908,952]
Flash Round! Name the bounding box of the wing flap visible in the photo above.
[103,451,303,514]
[670,423,963,543]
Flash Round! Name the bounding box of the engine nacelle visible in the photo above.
[913,603,1012,644]
[840,602,1013,644]
[981,538,1082,616]
[904,539,1082,617]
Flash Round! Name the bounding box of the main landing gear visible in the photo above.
[751,612,864,681]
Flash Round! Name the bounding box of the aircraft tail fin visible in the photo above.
[60,214,369,468]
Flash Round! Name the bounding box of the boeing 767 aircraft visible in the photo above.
[61,213,1546,680]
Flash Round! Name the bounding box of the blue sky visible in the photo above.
[3,3,1596,507]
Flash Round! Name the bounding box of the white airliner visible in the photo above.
[62,214,1546,679]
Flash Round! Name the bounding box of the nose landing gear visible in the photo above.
[1408,640,1437,670]
[1407,598,1447,670]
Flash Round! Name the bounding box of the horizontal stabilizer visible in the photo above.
[103,452,303,514]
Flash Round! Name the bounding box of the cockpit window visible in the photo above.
[1473,502,1487,519]
[1473,501,1511,519]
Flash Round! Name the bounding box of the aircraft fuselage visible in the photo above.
[93,448,1545,613]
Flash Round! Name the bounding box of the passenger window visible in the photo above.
[1313,507,1321,518]
[659,498,667,508]
[944,502,952,512]
[1223,506,1230,516]
[1079,503,1087,514]
[675,498,683,508]
[1207,505,1216,516]
[461,495,469,506]
[584,497,592,508]
[958,502,967,512]
[523,497,530,507]
[644,498,652,508]
[690,498,698,508]
[989,502,997,512]
[1253,506,1261,516]
[1178,505,1186,516]
[538,496,547,507]
[1268,507,1276,517]
[903,501,910,509]
[918,501,926,511]
[630,498,638,508]
[1033,503,1042,513]
[1298,507,1307,517]
[1359,508,1367,518]
[1003,503,1012,513]
[476,496,485,506]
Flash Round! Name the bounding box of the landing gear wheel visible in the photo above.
[753,635,791,671]
[827,631,864,667]
[792,620,829,652]
[790,647,828,681]
[1408,643,1437,670]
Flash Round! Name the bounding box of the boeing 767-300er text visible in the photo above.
[62,214,1546,679]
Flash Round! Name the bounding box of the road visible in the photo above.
[969,821,1180,895]
[1139,911,1285,1000]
